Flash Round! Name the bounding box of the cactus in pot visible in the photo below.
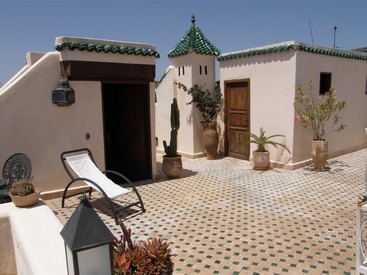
[9,180,35,196]
[9,178,41,207]
[163,98,180,157]
[162,98,183,178]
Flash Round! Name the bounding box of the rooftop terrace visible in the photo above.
[45,149,367,274]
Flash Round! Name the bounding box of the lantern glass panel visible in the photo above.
[77,244,112,275]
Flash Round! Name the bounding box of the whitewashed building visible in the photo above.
[219,41,367,168]
[156,16,367,169]
[0,37,159,196]
[156,15,220,159]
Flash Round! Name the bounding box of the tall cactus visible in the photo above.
[163,98,180,157]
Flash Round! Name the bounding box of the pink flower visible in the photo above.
[294,115,299,122]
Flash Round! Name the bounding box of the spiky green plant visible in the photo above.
[250,128,290,153]
[9,180,34,196]
[163,98,180,157]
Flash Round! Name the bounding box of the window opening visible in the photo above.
[200,65,202,75]
[205,66,208,75]
[319,73,332,95]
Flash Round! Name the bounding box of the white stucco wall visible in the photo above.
[220,51,296,165]
[162,53,217,158]
[0,201,67,275]
[156,66,176,155]
[156,65,198,158]
[0,52,105,193]
[294,51,367,162]
[171,54,200,157]
[220,44,367,167]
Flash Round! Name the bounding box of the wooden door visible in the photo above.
[225,81,250,159]
[102,84,152,182]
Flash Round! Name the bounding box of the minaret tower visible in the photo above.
[167,14,220,158]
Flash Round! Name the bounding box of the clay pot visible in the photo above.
[252,151,270,171]
[9,189,41,207]
[311,140,328,171]
[202,123,219,160]
[162,155,183,178]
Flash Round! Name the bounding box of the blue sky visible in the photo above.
[1,0,367,85]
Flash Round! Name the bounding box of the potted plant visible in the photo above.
[177,81,223,159]
[8,179,41,207]
[250,128,290,170]
[162,98,183,178]
[294,81,346,171]
[113,221,174,274]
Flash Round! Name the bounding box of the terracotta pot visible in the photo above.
[162,155,183,178]
[311,139,328,171]
[252,151,270,171]
[202,123,219,160]
[9,188,41,207]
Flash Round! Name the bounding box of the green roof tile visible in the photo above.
[55,41,160,58]
[218,41,367,61]
[168,15,220,58]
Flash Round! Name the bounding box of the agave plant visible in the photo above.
[250,127,290,153]
[113,221,174,275]
[113,225,134,274]
[136,238,174,274]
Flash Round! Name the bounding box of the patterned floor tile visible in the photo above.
[46,149,367,274]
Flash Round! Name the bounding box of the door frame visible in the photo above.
[224,79,251,159]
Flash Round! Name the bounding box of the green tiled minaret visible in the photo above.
[168,15,220,58]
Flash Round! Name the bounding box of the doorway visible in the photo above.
[102,84,152,182]
[225,81,250,160]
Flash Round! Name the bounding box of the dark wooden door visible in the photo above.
[225,81,250,160]
[102,84,151,182]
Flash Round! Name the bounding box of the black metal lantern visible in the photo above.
[52,79,75,106]
[60,197,115,275]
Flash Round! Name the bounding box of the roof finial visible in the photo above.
[191,14,195,24]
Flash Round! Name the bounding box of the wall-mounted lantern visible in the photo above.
[52,79,75,106]
[60,197,115,275]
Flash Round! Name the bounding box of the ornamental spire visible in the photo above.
[168,14,220,58]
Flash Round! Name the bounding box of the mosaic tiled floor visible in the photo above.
[46,149,367,274]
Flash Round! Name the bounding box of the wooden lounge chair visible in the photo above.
[60,148,145,224]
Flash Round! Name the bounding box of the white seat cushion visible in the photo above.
[65,154,131,199]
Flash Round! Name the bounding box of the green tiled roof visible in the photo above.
[55,41,160,58]
[168,15,220,58]
[218,41,367,61]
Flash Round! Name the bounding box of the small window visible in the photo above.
[199,65,202,75]
[365,75,367,94]
[319,72,332,95]
[182,66,185,75]
[178,67,181,76]
[205,66,208,75]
